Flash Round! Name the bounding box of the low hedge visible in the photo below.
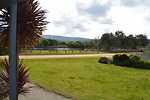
[112,54,150,69]
[98,54,150,69]
[113,54,130,66]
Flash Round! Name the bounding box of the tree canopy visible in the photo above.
[98,31,149,51]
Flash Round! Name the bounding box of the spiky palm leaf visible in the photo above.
[0,0,47,98]
[0,0,48,49]
[0,59,30,97]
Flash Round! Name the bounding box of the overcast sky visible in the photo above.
[39,0,150,39]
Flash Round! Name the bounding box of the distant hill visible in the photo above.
[42,35,91,42]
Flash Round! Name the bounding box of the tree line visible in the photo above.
[97,31,149,51]
[36,31,149,52]
[36,39,93,50]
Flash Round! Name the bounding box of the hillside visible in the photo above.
[42,35,91,42]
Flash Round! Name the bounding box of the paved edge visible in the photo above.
[18,83,73,100]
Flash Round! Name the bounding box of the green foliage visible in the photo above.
[98,57,112,64]
[113,54,130,66]
[98,31,149,51]
[136,34,149,47]
[39,39,50,47]
[113,54,150,69]
[37,39,86,50]
[85,40,98,49]
[0,59,30,98]
[37,39,59,47]
[100,32,115,50]
[48,39,58,46]
[129,55,141,64]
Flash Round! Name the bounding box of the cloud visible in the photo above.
[144,9,150,22]
[73,23,88,32]
[45,0,117,38]
[99,18,113,25]
[77,0,112,19]
[75,0,114,27]
[39,0,150,39]
[52,16,88,34]
[119,0,150,7]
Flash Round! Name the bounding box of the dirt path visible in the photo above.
[19,83,72,100]
[0,53,115,59]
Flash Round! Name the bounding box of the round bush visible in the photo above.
[112,54,150,69]
[129,55,142,66]
[112,54,120,65]
[113,54,130,66]
[129,55,141,63]
[98,57,111,64]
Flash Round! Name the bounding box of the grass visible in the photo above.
[24,57,150,100]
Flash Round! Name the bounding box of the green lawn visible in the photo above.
[24,57,150,100]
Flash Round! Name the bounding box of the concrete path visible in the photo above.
[19,83,72,100]
[0,53,115,59]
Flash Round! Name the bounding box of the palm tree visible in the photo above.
[0,0,48,98]
[0,0,48,49]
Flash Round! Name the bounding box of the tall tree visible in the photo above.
[39,39,49,47]
[96,31,149,51]
[100,32,114,50]
[114,31,126,49]
[125,35,137,49]
[136,34,149,47]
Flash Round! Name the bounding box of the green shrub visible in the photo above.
[112,54,150,69]
[98,57,112,64]
[112,54,120,65]
[129,55,141,66]
[0,59,30,98]
[113,54,130,66]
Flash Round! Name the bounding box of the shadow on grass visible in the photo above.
[99,61,150,70]
[116,61,150,70]
[130,62,150,70]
